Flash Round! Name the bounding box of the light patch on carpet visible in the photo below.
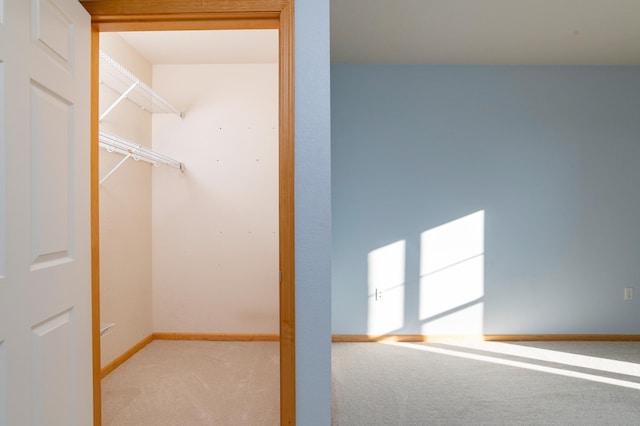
[386,341,640,390]
[439,341,640,378]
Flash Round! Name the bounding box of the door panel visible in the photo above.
[0,0,91,425]
[0,15,4,284]
[32,0,73,68]
[0,2,9,426]
[31,309,74,426]
[0,340,5,426]
[0,70,4,286]
[29,81,73,269]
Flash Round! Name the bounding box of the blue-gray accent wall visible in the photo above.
[332,64,640,335]
[296,0,332,424]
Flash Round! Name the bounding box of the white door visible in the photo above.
[0,0,91,425]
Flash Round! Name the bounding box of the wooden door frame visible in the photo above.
[81,1,295,425]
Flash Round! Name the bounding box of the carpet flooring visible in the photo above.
[332,341,640,425]
[103,340,640,425]
[102,340,279,426]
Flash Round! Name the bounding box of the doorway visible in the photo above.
[97,28,280,423]
[82,2,295,425]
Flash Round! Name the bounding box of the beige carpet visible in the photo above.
[332,341,640,425]
[102,340,279,426]
[105,340,640,425]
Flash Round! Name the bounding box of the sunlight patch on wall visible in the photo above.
[420,210,484,334]
[367,240,405,335]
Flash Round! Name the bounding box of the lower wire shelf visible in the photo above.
[99,130,185,186]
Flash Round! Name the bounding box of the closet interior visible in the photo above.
[98,30,280,370]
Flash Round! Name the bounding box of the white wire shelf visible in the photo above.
[99,130,184,186]
[99,50,184,121]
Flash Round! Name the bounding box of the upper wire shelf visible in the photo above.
[99,50,184,121]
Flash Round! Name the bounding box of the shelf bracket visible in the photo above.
[99,82,138,122]
[100,152,132,186]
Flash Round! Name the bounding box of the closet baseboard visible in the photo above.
[153,332,279,342]
[101,333,154,378]
[100,332,278,378]
[331,334,640,342]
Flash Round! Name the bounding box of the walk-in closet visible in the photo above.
[97,30,280,424]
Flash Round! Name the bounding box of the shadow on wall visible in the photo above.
[367,211,485,336]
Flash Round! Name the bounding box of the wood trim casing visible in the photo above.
[80,0,290,15]
[83,1,296,425]
[87,12,280,31]
[87,18,279,32]
[484,334,640,341]
[332,334,640,342]
[101,334,278,379]
[278,4,295,426]
[101,334,154,378]
[332,335,432,343]
[90,24,102,426]
[153,333,280,341]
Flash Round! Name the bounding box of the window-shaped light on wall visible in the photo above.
[420,211,484,335]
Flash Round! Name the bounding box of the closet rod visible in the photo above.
[99,130,184,186]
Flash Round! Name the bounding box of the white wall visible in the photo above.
[99,34,153,367]
[151,64,279,333]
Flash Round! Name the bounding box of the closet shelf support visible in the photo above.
[99,82,137,122]
[100,152,132,186]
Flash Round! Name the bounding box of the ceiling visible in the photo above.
[118,30,278,64]
[331,0,640,65]
[117,1,640,66]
